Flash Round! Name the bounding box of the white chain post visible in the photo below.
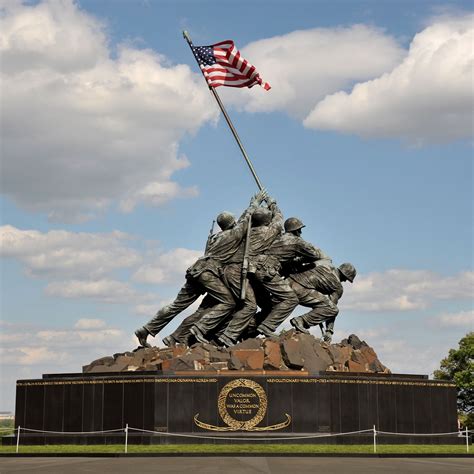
[125,423,129,454]
[16,426,21,454]
[466,426,469,454]
[373,425,377,454]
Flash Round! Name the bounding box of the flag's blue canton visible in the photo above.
[193,46,216,67]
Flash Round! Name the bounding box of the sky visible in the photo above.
[0,0,473,412]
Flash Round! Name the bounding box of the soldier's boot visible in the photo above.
[184,334,196,348]
[162,335,178,347]
[323,329,334,343]
[256,325,274,338]
[134,327,151,348]
[190,325,210,344]
[290,317,309,334]
[217,334,236,348]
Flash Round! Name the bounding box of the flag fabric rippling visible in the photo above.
[192,40,271,90]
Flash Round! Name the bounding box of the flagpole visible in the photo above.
[183,30,264,191]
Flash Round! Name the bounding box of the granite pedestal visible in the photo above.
[6,371,461,445]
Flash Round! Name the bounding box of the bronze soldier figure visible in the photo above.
[289,261,357,342]
[134,191,266,347]
[246,217,322,338]
[188,200,277,344]
[161,296,213,347]
[217,204,319,344]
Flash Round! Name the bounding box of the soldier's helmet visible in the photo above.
[216,212,236,230]
[284,217,305,233]
[338,263,357,283]
[251,208,272,227]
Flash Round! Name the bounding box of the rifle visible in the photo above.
[205,219,215,255]
[240,212,253,300]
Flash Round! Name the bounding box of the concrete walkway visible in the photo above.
[0,457,473,473]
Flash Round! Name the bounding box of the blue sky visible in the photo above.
[0,0,472,411]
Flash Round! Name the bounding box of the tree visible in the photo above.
[434,332,473,429]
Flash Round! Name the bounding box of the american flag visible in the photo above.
[192,40,271,90]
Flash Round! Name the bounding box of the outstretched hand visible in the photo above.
[265,193,276,206]
[257,188,269,204]
[251,188,269,205]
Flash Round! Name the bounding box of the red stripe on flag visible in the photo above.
[196,40,271,91]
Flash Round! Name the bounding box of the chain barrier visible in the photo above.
[128,426,374,441]
[377,430,468,436]
[3,425,472,454]
[19,427,125,435]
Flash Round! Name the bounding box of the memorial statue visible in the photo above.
[134,191,356,348]
[134,32,357,349]
[218,214,318,345]
[288,261,356,342]
[134,190,268,348]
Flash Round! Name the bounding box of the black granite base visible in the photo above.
[6,371,462,445]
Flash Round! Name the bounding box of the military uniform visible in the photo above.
[222,204,322,339]
[143,265,233,338]
[166,295,215,344]
[288,259,343,332]
[143,199,257,338]
[193,211,258,338]
[217,202,285,340]
[253,232,323,334]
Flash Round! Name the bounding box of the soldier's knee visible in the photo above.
[248,301,258,312]
[243,300,258,315]
[222,298,236,312]
[329,302,339,317]
[281,292,299,309]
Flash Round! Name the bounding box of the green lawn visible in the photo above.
[0,444,470,454]
[0,420,14,437]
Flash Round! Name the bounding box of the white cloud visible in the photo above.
[0,0,107,74]
[134,304,160,316]
[37,328,123,344]
[372,338,441,375]
[433,309,474,328]
[0,318,127,366]
[0,224,205,306]
[119,182,199,214]
[0,0,217,222]
[321,327,459,376]
[341,269,473,311]
[0,333,24,343]
[304,15,474,143]
[18,346,68,365]
[334,327,390,341]
[45,279,154,304]
[307,324,448,375]
[0,346,69,365]
[0,318,134,409]
[132,247,202,284]
[74,318,106,329]
[2,224,472,314]
[221,25,404,119]
[0,225,141,279]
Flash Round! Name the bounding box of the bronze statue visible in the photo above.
[135,192,356,348]
[289,261,357,342]
[135,191,267,347]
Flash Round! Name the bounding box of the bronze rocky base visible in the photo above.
[83,331,390,374]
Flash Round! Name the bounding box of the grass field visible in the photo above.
[0,420,14,437]
[0,444,470,454]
